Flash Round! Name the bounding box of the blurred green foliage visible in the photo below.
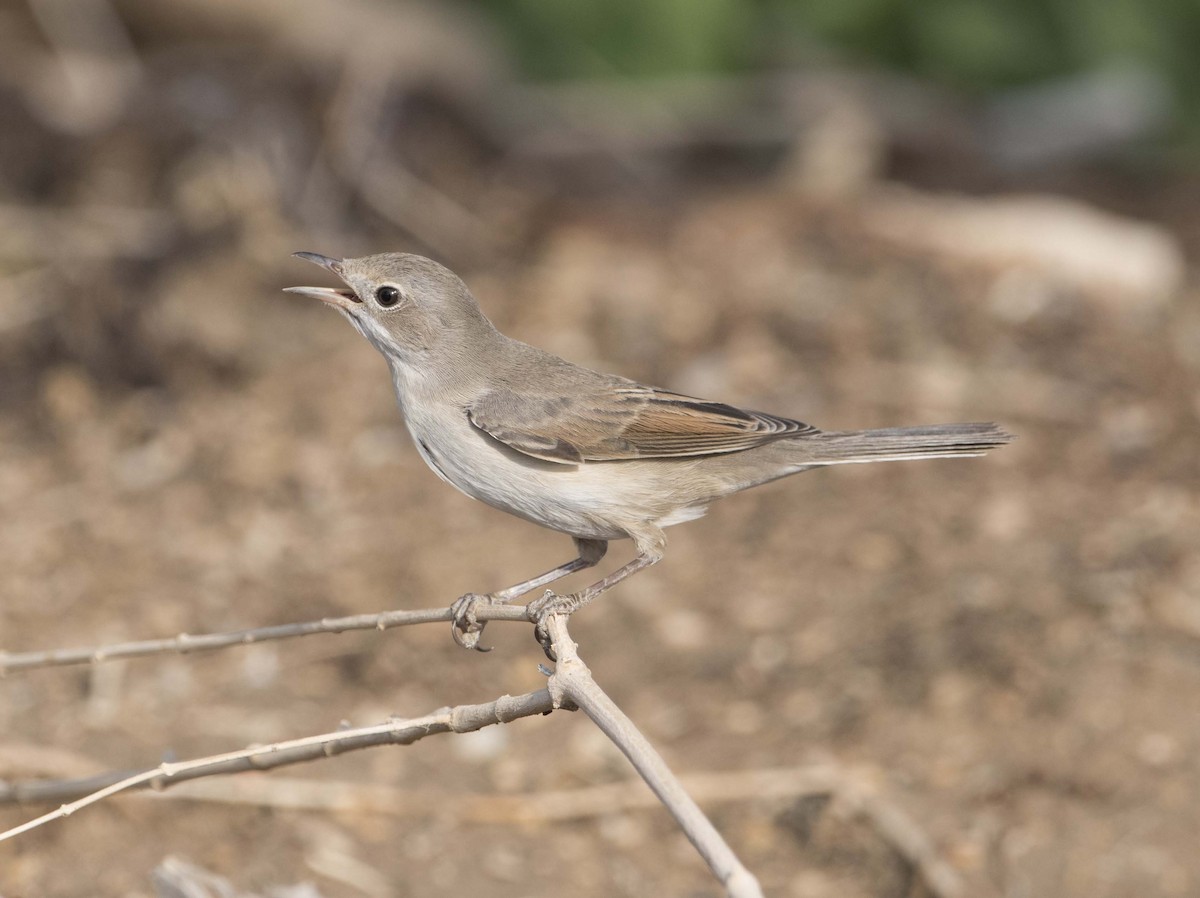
[476,0,758,80]
[476,0,1200,130]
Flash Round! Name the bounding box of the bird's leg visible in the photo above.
[529,527,665,658]
[451,538,608,651]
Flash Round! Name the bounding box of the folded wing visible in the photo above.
[468,384,817,464]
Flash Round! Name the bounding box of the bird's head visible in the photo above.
[285,251,496,366]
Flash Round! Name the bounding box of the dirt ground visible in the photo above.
[3,10,1200,898]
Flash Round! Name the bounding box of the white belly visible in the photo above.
[401,400,707,541]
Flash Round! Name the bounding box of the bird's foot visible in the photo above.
[450,592,503,652]
[527,590,586,660]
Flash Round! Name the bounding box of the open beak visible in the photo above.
[284,251,361,309]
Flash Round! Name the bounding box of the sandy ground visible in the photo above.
[2,20,1200,895]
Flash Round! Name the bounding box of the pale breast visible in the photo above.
[400,400,712,541]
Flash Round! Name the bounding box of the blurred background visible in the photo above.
[2,1,1199,896]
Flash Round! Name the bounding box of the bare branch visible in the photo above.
[0,603,529,674]
[0,606,968,898]
[0,688,556,842]
[1,761,965,898]
[319,53,497,262]
[8,765,840,817]
[830,780,968,898]
[542,613,764,898]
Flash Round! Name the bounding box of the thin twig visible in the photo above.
[542,614,764,898]
[111,766,846,819]
[0,604,529,674]
[0,760,837,816]
[0,754,966,898]
[0,606,969,898]
[0,688,556,842]
[24,0,142,134]
[184,765,960,898]
[321,53,496,261]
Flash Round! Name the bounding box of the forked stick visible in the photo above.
[543,614,764,898]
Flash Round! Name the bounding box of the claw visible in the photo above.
[528,589,579,661]
[450,593,496,652]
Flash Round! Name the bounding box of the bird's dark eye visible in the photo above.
[375,286,401,308]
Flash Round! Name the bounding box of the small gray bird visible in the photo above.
[286,252,1011,652]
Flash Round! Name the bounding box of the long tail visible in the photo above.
[795,422,1013,465]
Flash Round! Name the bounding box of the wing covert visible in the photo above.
[467,384,818,465]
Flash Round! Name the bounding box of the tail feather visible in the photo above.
[797,422,1013,465]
